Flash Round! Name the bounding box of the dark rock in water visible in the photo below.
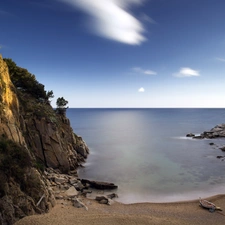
[81,179,118,190]
[209,143,214,145]
[193,135,204,139]
[186,133,195,137]
[219,146,225,151]
[194,124,225,139]
[217,156,224,159]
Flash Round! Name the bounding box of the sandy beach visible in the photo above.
[15,194,225,225]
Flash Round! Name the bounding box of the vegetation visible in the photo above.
[0,136,32,196]
[3,58,53,103]
[56,97,68,114]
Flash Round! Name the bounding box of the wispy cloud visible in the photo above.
[174,67,200,78]
[138,87,145,92]
[141,13,157,24]
[215,57,225,62]
[60,0,147,45]
[132,67,157,75]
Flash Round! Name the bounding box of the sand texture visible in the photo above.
[15,195,225,225]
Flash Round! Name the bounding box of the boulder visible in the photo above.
[95,193,118,205]
[81,179,118,190]
[69,178,77,185]
[210,127,223,132]
[72,197,88,210]
[74,180,85,191]
[193,135,204,139]
[219,146,225,151]
[54,177,67,184]
[186,133,195,137]
[65,186,78,197]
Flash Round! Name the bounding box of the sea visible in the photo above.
[66,108,225,203]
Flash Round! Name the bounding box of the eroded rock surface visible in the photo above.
[0,55,89,224]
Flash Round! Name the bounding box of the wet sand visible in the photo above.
[15,195,225,225]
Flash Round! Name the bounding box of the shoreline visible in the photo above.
[15,194,225,225]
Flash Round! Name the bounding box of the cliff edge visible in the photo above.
[0,55,89,224]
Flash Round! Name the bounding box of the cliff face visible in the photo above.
[23,114,89,172]
[0,55,25,145]
[0,55,89,224]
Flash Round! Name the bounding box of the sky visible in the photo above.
[1,0,225,108]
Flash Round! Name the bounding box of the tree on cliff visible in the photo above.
[3,58,51,102]
[46,90,54,103]
[56,97,68,114]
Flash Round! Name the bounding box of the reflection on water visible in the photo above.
[67,108,225,203]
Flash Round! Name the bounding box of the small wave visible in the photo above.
[172,136,196,140]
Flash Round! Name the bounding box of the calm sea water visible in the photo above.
[67,108,225,203]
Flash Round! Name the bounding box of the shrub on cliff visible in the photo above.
[3,58,53,103]
[0,136,32,195]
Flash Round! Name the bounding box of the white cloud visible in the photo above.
[174,67,200,78]
[138,87,145,92]
[215,57,225,62]
[60,0,146,45]
[132,67,157,75]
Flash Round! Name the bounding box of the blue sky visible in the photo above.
[1,0,225,108]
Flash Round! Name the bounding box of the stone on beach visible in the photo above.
[65,186,78,197]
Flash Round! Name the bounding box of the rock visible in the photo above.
[95,193,117,205]
[82,190,92,194]
[76,144,89,158]
[55,195,64,200]
[209,143,214,145]
[95,194,117,205]
[217,156,224,159]
[81,179,118,190]
[72,198,88,210]
[0,55,90,224]
[210,127,223,132]
[193,135,204,139]
[186,133,195,137]
[54,177,67,184]
[219,146,225,151]
[65,186,78,197]
[69,178,77,185]
[99,199,108,204]
[74,180,85,191]
[106,193,118,199]
[81,190,92,197]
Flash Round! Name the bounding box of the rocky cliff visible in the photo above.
[0,55,89,224]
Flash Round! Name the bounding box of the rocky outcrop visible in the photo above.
[1,54,89,172]
[187,124,225,161]
[187,124,225,139]
[23,115,89,172]
[44,168,118,207]
[0,55,89,224]
[0,167,56,225]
